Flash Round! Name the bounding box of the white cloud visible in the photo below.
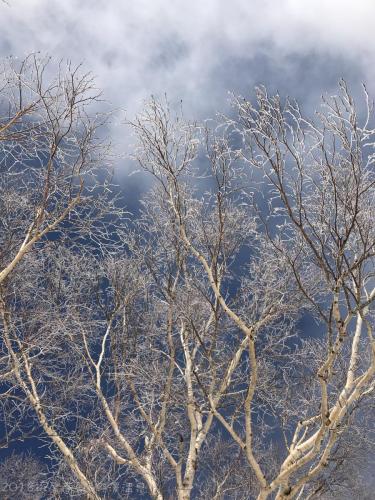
[1,0,374,173]
[2,1,374,105]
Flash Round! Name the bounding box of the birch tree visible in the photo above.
[123,88,375,498]
[226,82,375,498]
[0,67,374,500]
[0,55,121,499]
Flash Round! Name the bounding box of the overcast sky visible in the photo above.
[1,0,375,178]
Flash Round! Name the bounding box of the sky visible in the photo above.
[1,0,375,176]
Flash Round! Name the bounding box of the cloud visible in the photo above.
[1,0,374,177]
[1,1,374,107]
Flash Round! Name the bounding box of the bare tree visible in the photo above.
[0,55,121,499]
[225,82,375,498]
[0,66,374,500]
[122,89,375,498]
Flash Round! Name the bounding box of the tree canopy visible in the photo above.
[0,57,374,499]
